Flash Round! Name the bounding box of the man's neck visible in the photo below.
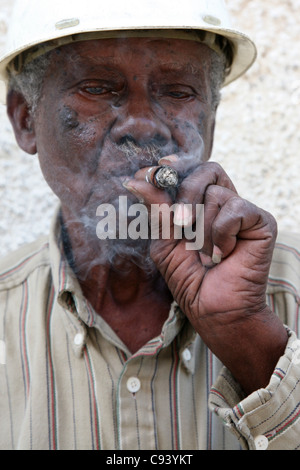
[60,210,173,353]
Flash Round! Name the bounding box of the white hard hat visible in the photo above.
[0,0,257,102]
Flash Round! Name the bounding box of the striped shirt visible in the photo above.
[0,210,300,450]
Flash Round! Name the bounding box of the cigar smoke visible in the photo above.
[60,136,205,279]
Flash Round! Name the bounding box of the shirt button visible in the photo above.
[74,333,84,346]
[126,377,141,394]
[254,435,269,450]
[182,348,192,361]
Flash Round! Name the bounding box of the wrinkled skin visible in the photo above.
[7,37,288,394]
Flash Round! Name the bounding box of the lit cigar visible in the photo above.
[146,165,179,189]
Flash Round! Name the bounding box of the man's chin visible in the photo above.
[72,236,156,280]
[62,196,158,276]
[103,238,155,273]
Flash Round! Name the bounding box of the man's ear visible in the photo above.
[6,89,37,155]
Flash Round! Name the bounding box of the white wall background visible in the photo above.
[0,0,299,256]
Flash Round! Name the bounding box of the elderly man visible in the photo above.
[0,0,299,451]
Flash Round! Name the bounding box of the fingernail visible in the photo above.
[122,181,144,203]
[212,245,222,264]
[122,179,134,190]
[174,203,192,226]
[158,154,179,165]
[200,252,214,267]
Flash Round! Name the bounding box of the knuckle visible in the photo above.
[226,195,246,213]
[205,161,223,173]
[203,161,225,181]
[205,184,219,198]
[262,209,278,236]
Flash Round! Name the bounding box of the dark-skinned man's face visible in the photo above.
[27,37,217,249]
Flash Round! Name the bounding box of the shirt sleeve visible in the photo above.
[208,328,300,450]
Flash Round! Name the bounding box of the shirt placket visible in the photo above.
[116,352,159,450]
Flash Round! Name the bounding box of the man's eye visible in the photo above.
[155,85,196,100]
[85,87,106,95]
[168,91,190,99]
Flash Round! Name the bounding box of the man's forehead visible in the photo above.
[55,37,211,72]
[11,30,221,79]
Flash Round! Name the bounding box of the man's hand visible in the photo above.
[124,158,288,394]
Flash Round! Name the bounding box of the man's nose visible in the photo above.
[110,92,171,146]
